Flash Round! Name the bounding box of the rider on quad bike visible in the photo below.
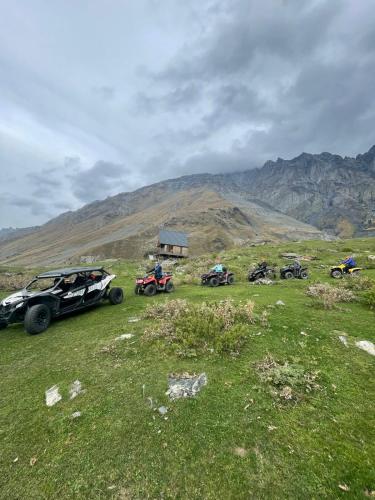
[330,255,361,278]
[280,260,309,279]
[135,261,174,296]
[248,261,276,282]
[201,259,235,287]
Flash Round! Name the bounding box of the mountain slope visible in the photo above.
[1,145,374,265]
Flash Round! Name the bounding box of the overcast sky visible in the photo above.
[1,0,374,227]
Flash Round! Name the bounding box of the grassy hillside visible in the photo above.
[0,238,374,499]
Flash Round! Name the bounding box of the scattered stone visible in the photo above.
[71,411,82,419]
[29,456,37,466]
[268,425,278,431]
[128,317,140,323]
[158,406,168,415]
[356,340,375,356]
[338,484,350,492]
[45,385,62,407]
[280,253,298,259]
[233,447,248,458]
[300,331,308,336]
[276,300,285,306]
[255,278,274,285]
[338,335,349,347]
[69,380,84,400]
[13,457,19,463]
[166,372,207,400]
[368,255,375,261]
[115,333,134,341]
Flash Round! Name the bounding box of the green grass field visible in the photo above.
[0,238,374,499]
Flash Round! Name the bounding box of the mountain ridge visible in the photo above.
[1,145,374,265]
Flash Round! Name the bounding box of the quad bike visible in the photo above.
[201,268,235,287]
[248,263,276,282]
[330,263,362,279]
[280,264,309,280]
[135,272,174,296]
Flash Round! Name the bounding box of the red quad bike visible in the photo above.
[135,272,174,296]
[201,268,235,287]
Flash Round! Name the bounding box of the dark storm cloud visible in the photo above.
[70,161,129,203]
[1,0,375,227]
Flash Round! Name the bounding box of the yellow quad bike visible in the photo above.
[330,263,362,279]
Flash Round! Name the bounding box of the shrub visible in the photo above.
[363,289,375,310]
[341,275,375,292]
[0,272,34,291]
[142,299,189,320]
[255,355,320,402]
[306,283,355,309]
[143,298,258,357]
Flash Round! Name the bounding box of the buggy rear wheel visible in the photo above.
[227,275,235,285]
[109,287,124,305]
[300,271,309,279]
[24,304,51,335]
[144,283,157,296]
[284,271,294,279]
[165,281,174,293]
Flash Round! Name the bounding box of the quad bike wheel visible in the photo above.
[144,283,157,296]
[350,270,360,277]
[330,270,342,279]
[300,271,309,279]
[227,275,235,285]
[209,277,219,287]
[134,285,142,295]
[109,287,124,305]
[165,281,174,293]
[284,271,294,279]
[24,304,51,335]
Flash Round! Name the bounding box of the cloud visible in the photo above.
[69,161,130,202]
[0,0,374,227]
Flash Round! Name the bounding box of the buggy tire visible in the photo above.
[134,285,143,295]
[227,275,235,285]
[144,283,157,296]
[209,277,219,287]
[24,304,51,335]
[284,271,294,280]
[350,270,360,277]
[300,271,309,279]
[330,270,342,279]
[109,287,124,305]
[165,281,174,293]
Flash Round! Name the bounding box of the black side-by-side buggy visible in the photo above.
[0,266,123,335]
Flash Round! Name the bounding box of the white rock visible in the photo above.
[158,406,168,415]
[166,373,207,400]
[356,340,375,356]
[115,333,134,341]
[276,300,285,306]
[45,385,62,407]
[338,335,348,347]
[71,411,82,419]
[69,380,84,400]
[128,318,140,323]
